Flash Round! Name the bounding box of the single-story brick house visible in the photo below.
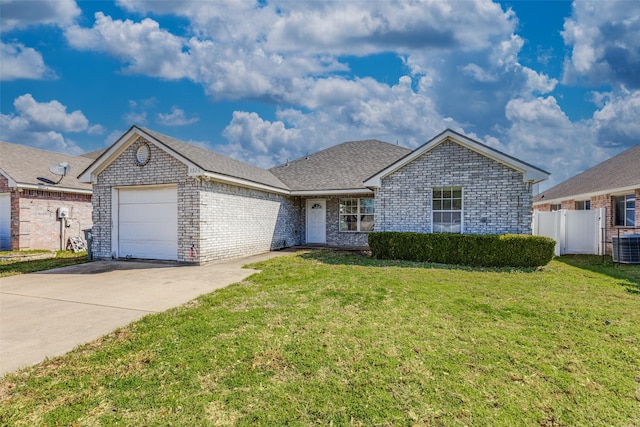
[533,143,640,251]
[0,141,94,251]
[79,126,549,263]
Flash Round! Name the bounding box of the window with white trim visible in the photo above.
[432,187,462,233]
[339,198,374,232]
[614,194,635,226]
[551,204,561,211]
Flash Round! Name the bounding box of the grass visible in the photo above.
[0,249,50,256]
[0,251,88,277]
[0,251,638,426]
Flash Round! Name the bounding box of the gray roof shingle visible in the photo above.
[534,144,640,202]
[270,139,412,191]
[0,141,94,192]
[139,127,290,190]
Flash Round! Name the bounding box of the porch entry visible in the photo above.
[306,199,326,244]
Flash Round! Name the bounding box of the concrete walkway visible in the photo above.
[0,251,292,376]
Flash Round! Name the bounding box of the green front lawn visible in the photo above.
[1,252,638,426]
[0,251,88,277]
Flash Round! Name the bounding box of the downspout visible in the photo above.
[60,218,65,251]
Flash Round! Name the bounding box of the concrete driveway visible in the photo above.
[0,251,291,376]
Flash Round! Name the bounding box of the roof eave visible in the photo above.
[290,188,373,196]
[15,183,93,195]
[533,183,640,206]
[198,171,290,195]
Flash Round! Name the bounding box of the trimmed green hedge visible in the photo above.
[368,232,555,267]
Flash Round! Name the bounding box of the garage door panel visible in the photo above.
[118,241,176,260]
[119,188,176,204]
[118,187,177,260]
[118,204,177,223]
[119,222,176,241]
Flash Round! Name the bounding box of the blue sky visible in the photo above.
[1,0,639,189]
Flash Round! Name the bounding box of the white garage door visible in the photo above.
[0,193,10,251]
[118,186,177,260]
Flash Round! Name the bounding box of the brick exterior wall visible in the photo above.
[375,140,533,235]
[0,174,92,251]
[92,137,304,263]
[300,195,373,247]
[92,138,198,262]
[198,180,303,262]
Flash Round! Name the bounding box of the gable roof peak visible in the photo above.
[363,129,550,187]
[78,125,289,193]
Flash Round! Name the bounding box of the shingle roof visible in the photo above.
[270,139,412,191]
[0,141,93,192]
[79,149,106,160]
[139,127,290,190]
[534,144,640,203]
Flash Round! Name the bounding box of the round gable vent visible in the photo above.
[135,142,151,166]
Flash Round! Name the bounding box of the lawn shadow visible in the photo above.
[35,259,184,274]
[554,255,640,295]
[298,249,540,273]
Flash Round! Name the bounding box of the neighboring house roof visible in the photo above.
[270,140,411,193]
[363,129,550,187]
[0,141,93,194]
[79,126,290,193]
[533,143,640,204]
[79,149,107,160]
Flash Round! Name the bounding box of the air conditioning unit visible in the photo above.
[612,234,640,264]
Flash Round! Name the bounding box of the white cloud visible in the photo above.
[65,12,195,80]
[491,33,524,70]
[461,63,498,83]
[505,96,569,130]
[498,92,640,189]
[13,94,89,132]
[104,129,124,146]
[124,111,147,125]
[522,67,557,95]
[562,1,640,88]
[219,76,450,168]
[118,0,515,55]
[87,124,105,135]
[0,94,99,153]
[221,111,303,168]
[592,89,640,146]
[157,107,199,126]
[0,0,80,32]
[41,0,637,187]
[65,0,519,106]
[500,97,598,188]
[0,41,55,80]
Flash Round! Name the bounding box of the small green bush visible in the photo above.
[368,232,555,267]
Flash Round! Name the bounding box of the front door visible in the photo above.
[306,199,326,244]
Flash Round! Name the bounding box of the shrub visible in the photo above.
[368,232,555,267]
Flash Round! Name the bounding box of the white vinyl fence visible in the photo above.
[532,208,605,256]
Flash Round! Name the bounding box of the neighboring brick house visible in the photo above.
[533,144,640,252]
[79,126,549,263]
[0,142,94,251]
